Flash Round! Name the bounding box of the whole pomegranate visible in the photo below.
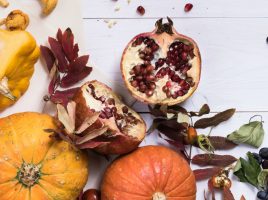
[121,17,201,105]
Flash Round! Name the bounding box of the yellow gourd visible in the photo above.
[0,29,40,111]
[0,112,89,200]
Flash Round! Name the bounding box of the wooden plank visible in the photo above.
[83,18,268,112]
[81,0,268,18]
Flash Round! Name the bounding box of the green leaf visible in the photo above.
[233,152,261,188]
[258,169,268,189]
[227,121,265,148]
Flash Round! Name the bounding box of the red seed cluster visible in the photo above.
[129,37,195,99]
[87,84,139,131]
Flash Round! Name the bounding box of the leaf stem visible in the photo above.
[249,115,263,123]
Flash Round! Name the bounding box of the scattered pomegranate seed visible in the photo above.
[137,6,145,15]
[184,3,193,12]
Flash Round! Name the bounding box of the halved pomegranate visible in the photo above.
[73,80,146,155]
[121,17,201,105]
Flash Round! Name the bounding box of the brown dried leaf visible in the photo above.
[208,136,238,150]
[194,108,236,129]
[223,187,235,200]
[76,113,100,134]
[192,154,237,167]
[194,167,222,181]
[76,126,108,145]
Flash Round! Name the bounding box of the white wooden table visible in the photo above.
[81,0,268,199]
[1,0,268,199]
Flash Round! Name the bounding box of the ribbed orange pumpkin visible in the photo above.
[101,145,196,200]
[0,112,89,200]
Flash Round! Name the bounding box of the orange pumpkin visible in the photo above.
[0,112,89,200]
[101,145,196,200]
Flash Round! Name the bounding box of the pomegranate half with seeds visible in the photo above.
[121,17,201,105]
[73,80,146,155]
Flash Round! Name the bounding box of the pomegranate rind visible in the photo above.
[73,80,146,155]
[121,25,201,106]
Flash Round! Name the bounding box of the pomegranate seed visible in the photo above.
[181,52,188,60]
[177,90,184,96]
[100,112,107,119]
[171,75,181,82]
[146,90,154,97]
[137,6,145,15]
[148,82,156,90]
[111,107,117,114]
[146,74,155,81]
[166,81,172,88]
[151,44,159,51]
[162,86,168,92]
[107,98,115,105]
[146,65,154,72]
[166,91,172,98]
[122,106,129,113]
[184,3,193,12]
[131,80,138,87]
[139,85,147,92]
[135,75,143,81]
[171,93,178,99]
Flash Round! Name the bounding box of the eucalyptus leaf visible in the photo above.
[194,108,235,129]
[190,104,210,117]
[233,152,261,188]
[227,121,264,148]
[258,169,268,189]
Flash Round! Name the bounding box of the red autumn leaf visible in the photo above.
[56,28,63,43]
[192,154,237,167]
[48,37,68,73]
[48,72,60,95]
[60,66,92,88]
[69,55,89,73]
[194,167,222,181]
[40,45,55,72]
[223,187,235,200]
[62,28,79,62]
[50,88,79,106]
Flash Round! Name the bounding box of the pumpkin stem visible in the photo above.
[153,192,167,200]
[17,162,41,187]
[0,76,16,101]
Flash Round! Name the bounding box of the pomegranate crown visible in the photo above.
[155,17,174,35]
